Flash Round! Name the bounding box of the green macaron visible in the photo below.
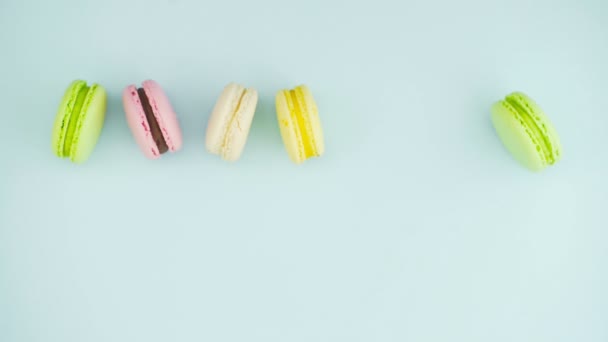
[51,80,107,163]
[491,92,562,172]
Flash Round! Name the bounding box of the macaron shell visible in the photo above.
[223,88,258,161]
[507,92,562,163]
[491,102,546,171]
[52,80,87,157]
[276,91,305,163]
[298,85,325,156]
[142,80,182,152]
[123,85,161,159]
[70,85,107,163]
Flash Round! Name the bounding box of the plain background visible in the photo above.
[1,0,607,341]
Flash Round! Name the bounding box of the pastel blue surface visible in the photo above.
[1,0,607,341]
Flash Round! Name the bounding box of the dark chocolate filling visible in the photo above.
[138,88,169,154]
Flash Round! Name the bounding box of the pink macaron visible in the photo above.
[123,80,183,159]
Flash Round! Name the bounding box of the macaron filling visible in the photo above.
[137,88,169,154]
[288,88,315,158]
[63,85,90,156]
[504,96,555,165]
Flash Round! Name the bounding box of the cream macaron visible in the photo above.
[205,83,258,161]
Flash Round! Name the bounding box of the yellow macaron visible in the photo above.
[275,85,325,164]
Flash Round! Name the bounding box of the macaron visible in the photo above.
[51,80,107,163]
[205,83,258,161]
[491,92,562,172]
[123,80,183,159]
[276,85,325,164]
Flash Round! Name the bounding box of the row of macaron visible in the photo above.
[52,79,563,172]
[52,80,323,164]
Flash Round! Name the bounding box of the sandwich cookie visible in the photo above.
[276,85,325,164]
[123,80,183,159]
[491,92,562,172]
[52,80,107,163]
[205,83,258,161]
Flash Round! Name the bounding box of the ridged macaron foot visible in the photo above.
[205,83,258,162]
[491,92,562,172]
[123,80,183,159]
[275,85,325,164]
[51,80,107,164]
